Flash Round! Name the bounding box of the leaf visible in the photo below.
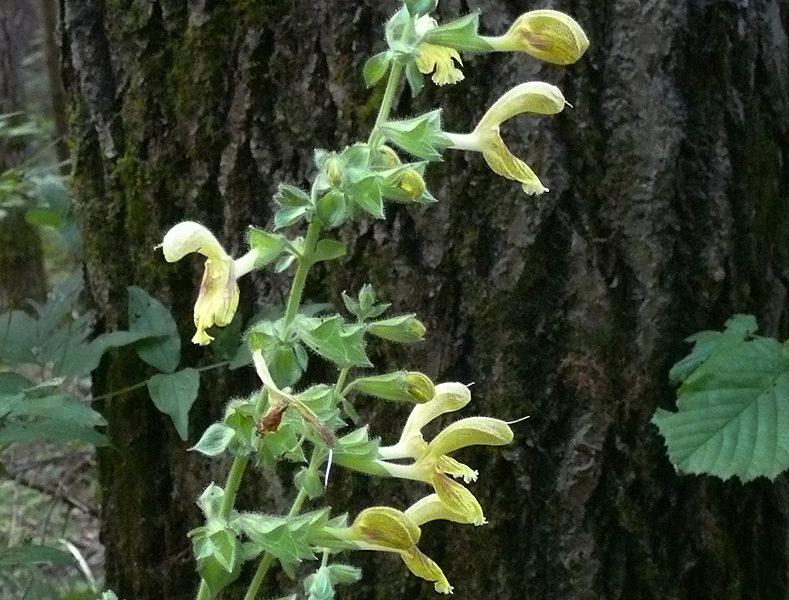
[379,110,450,160]
[8,394,107,427]
[274,184,312,229]
[405,60,425,98]
[669,314,757,383]
[128,286,181,373]
[25,207,63,228]
[0,545,73,567]
[311,239,347,264]
[191,423,235,457]
[0,372,32,394]
[315,190,347,229]
[147,368,200,440]
[327,563,362,586]
[59,330,154,377]
[0,420,109,447]
[653,321,789,482]
[247,227,287,266]
[404,0,438,17]
[332,426,381,473]
[295,316,372,368]
[423,11,493,52]
[294,465,324,499]
[0,310,37,364]
[363,52,392,87]
[347,176,384,219]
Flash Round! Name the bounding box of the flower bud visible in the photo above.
[368,314,426,343]
[324,156,343,187]
[353,371,435,404]
[397,169,426,200]
[375,145,402,166]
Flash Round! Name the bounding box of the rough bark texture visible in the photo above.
[61,1,789,599]
[0,0,47,311]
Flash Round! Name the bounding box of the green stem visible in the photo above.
[334,368,350,395]
[283,220,323,327]
[93,361,229,402]
[368,60,404,148]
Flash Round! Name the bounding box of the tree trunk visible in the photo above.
[0,0,47,311]
[61,1,789,599]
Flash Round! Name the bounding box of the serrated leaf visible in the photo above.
[247,227,287,266]
[311,239,347,264]
[295,316,372,368]
[231,511,321,565]
[379,110,450,160]
[654,327,789,482]
[147,368,200,440]
[332,426,380,473]
[295,465,324,499]
[128,286,181,373]
[0,545,73,567]
[363,52,393,86]
[192,422,235,457]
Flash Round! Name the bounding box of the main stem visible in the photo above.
[230,62,404,600]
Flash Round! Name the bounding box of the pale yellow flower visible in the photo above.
[328,506,453,594]
[376,383,513,525]
[161,222,257,345]
[415,15,464,86]
[483,10,589,65]
[444,82,567,195]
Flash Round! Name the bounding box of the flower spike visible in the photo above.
[444,82,567,195]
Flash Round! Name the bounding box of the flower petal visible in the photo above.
[477,81,566,130]
[481,130,548,195]
[400,383,471,442]
[431,473,486,526]
[416,43,465,86]
[161,221,229,263]
[191,259,239,345]
[401,547,454,594]
[427,417,514,458]
[405,494,478,526]
[435,455,478,483]
[485,10,589,65]
[350,506,421,551]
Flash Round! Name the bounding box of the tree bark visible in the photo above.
[61,1,789,600]
[0,0,47,311]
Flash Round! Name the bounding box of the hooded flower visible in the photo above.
[323,506,453,594]
[482,10,589,65]
[414,16,464,86]
[161,221,257,345]
[443,82,567,195]
[376,383,514,525]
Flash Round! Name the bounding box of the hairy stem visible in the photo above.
[284,220,323,327]
[368,60,404,148]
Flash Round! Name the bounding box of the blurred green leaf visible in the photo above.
[128,286,181,373]
[147,368,200,440]
[0,545,73,567]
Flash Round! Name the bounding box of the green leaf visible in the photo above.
[0,372,32,394]
[311,239,347,264]
[347,176,384,219]
[232,512,317,565]
[363,52,392,86]
[0,420,109,447]
[405,60,425,97]
[147,368,200,440]
[274,183,312,229]
[327,563,362,586]
[25,207,64,228]
[0,545,73,567]
[653,319,789,482]
[0,310,37,364]
[247,227,287,266]
[332,426,382,474]
[8,394,106,427]
[295,316,372,368]
[379,110,450,160]
[423,11,493,52]
[128,286,181,373]
[192,423,235,457]
[404,0,438,17]
[196,484,225,521]
[669,314,757,383]
[305,566,334,600]
[294,465,324,499]
[59,330,154,377]
[316,190,347,229]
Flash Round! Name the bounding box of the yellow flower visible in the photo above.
[377,383,514,525]
[483,10,589,65]
[161,221,257,345]
[444,81,567,195]
[332,507,453,594]
[415,16,464,86]
[405,494,477,526]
